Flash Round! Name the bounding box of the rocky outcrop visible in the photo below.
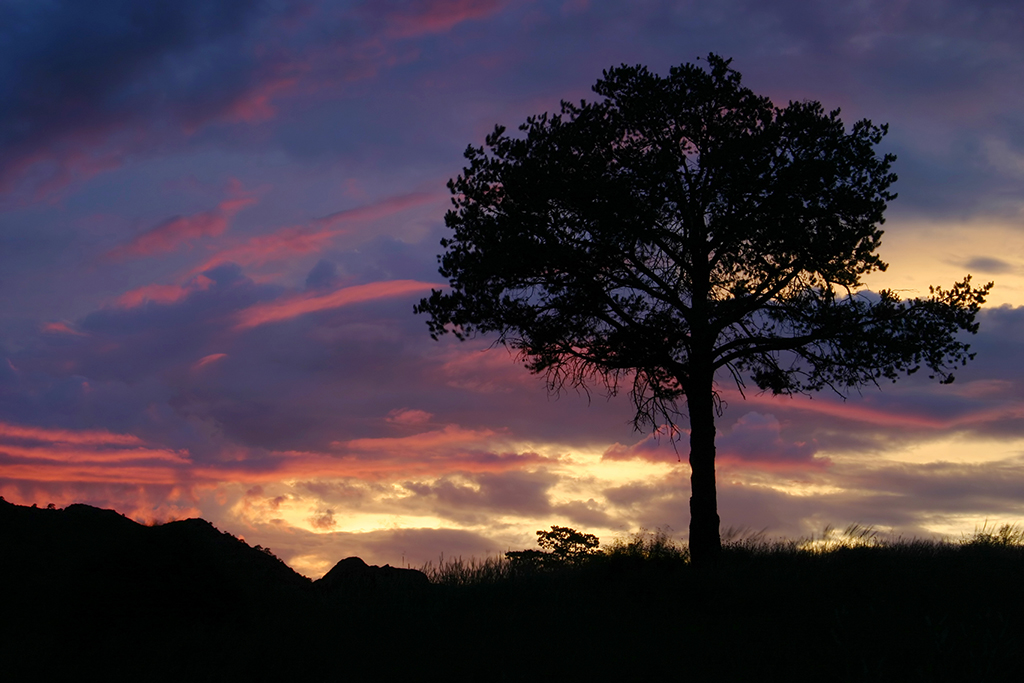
[316,556,431,594]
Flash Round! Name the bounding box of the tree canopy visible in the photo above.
[415,54,991,567]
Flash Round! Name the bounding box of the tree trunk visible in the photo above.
[687,374,721,569]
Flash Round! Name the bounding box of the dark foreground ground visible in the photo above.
[2,498,1022,682]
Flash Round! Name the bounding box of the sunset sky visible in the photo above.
[2,0,1023,578]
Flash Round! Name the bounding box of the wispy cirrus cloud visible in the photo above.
[0,0,271,201]
[40,322,89,337]
[115,275,215,309]
[0,422,144,446]
[235,279,441,328]
[381,0,510,38]
[192,353,228,371]
[188,192,439,275]
[105,196,256,261]
[0,420,192,485]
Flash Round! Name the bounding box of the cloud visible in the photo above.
[552,498,614,528]
[602,413,819,466]
[400,469,557,523]
[193,353,228,370]
[963,256,1016,275]
[387,408,434,425]
[41,322,88,337]
[191,225,342,274]
[235,279,442,329]
[311,192,439,229]
[0,419,192,487]
[0,422,144,446]
[308,507,337,530]
[0,0,271,199]
[434,347,537,393]
[189,192,439,275]
[305,259,341,291]
[716,412,819,464]
[105,196,255,261]
[115,275,216,309]
[23,264,279,384]
[381,0,509,38]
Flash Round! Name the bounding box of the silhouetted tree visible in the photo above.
[505,526,600,570]
[537,526,600,564]
[416,55,991,568]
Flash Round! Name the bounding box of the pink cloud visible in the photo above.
[191,225,340,274]
[193,353,228,370]
[105,195,256,261]
[387,408,434,425]
[235,279,441,329]
[115,274,214,309]
[190,192,438,274]
[0,145,127,204]
[602,413,821,469]
[435,346,538,393]
[312,192,437,229]
[385,0,508,38]
[737,392,958,431]
[41,322,88,337]
[561,0,589,14]
[220,76,299,125]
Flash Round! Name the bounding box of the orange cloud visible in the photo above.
[0,421,192,486]
[0,422,144,446]
[223,450,539,482]
[0,443,189,464]
[235,279,441,329]
[339,424,500,454]
[0,463,186,485]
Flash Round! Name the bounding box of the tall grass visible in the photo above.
[962,521,1024,547]
[419,522,1024,586]
[603,526,689,561]
[419,554,514,586]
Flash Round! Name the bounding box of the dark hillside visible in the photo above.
[0,499,311,610]
[0,498,313,677]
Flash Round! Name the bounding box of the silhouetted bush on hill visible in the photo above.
[2,499,1023,681]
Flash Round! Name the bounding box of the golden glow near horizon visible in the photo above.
[847,433,1024,466]
[864,217,1024,308]
[211,409,1024,579]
